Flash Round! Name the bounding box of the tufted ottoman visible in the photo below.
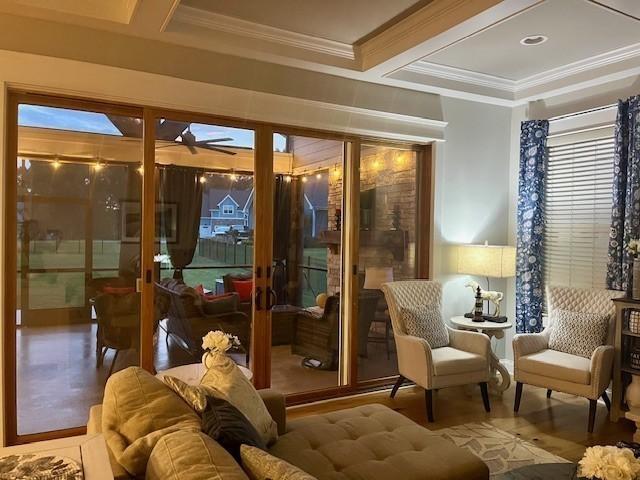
[269,403,489,480]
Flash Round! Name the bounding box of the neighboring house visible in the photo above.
[200,187,254,238]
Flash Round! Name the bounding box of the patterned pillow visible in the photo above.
[548,309,609,358]
[401,304,449,348]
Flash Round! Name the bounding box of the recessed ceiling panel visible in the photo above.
[181,0,423,44]
[423,0,640,81]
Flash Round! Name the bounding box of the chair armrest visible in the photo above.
[448,327,491,358]
[258,389,286,435]
[590,345,615,398]
[395,334,432,388]
[513,329,551,360]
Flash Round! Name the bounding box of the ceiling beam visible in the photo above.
[355,0,504,71]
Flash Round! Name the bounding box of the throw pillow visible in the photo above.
[401,304,449,348]
[240,445,317,480]
[202,293,239,316]
[200,352,278,446]
[147,430,249,480]
[232,280,253,302]
[549,309,609,358]
[201,396,266,461]
[101,367,201,477]
[163,375,208,413]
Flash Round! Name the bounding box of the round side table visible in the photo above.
[450,316,513,393]
[156,362,253,385]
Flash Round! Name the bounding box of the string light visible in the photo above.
[315,173,322,180]
[229,173,238,181]
[93,163,103,171]
[52,159,61,170]
[137,166,144,175]
[301,176,308,183]
[199,175,206,183]
[284,175,292,183]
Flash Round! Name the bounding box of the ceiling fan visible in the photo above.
[156,126,237,155]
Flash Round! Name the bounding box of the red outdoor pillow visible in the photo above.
[103,286,135,295]
[231,280,253,302]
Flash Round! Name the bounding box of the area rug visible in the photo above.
[435,422,571,477]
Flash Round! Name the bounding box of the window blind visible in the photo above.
[543,131,615,291]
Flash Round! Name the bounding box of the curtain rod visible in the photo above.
[549,104,617,123]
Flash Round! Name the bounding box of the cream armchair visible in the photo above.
[382,280,492,422]
[513,286,625,432]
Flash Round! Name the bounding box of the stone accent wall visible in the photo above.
[327,148,417,293]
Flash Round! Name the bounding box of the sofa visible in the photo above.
[88,368,489,480]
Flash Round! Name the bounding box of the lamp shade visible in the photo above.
[363,267,394,289]
[456,244,516,278]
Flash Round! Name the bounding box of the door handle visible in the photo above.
[266,287,277,310]
[255,286,263,311]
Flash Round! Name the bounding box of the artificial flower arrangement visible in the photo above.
[578,446,640,480]
[201,330,241,369]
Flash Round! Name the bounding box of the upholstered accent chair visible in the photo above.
[513,286,625,432]
[382,280,492,422]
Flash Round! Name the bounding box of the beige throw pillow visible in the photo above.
[101,367,201,477]
[147,430,249,480]
[240,445,317,480]
[548,309,609,358]
[200,352,278,446]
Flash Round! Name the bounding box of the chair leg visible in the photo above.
[602,391,611,411]
[546,389,552,398]
[588,399,597,433]
[514,382,523,413]
[480,382,491,412]
[108,349,120,378]
[425,389,434,423]
[390,375,405,399]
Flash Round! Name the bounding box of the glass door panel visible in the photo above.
[153,119,255,372]
[269,134,343,395]
[14,103,143,436]
[357,145,418,382]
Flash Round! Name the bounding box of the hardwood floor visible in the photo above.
[287,383,636,463]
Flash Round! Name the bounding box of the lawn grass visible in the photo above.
[19,240,328,310]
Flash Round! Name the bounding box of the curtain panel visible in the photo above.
[606,96,640,292]
[159,166,204,280]
[516,120,549,333]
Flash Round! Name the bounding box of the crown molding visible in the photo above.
[172,5,355,60]
[404,61,516,92]
[516,42,640,90]
[400,41,640,102]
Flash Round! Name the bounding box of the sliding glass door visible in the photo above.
[152,116,257,373]
[269,134,345,396]
[4,92,432,444]
[8,97,143,439]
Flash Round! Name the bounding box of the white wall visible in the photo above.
[432,97,514,358]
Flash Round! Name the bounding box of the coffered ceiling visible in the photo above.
[0,0,638,106]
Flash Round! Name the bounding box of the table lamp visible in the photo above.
[455,242,515,322]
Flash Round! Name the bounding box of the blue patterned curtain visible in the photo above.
[516,120,549,333]
[606,96,640,292]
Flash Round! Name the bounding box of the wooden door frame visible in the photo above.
[3,91,144,445]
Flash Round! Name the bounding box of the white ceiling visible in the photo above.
[0,0,638,106]
[181,0,424,44]
[423,0,640,81]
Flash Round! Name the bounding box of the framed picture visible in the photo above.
[121,201,178,243]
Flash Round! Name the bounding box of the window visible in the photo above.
[223,204,234,215]
[543,128,615,290]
